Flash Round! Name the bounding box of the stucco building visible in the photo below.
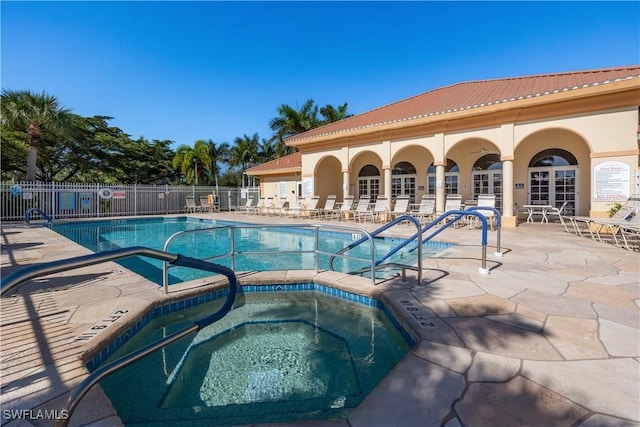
[247,66,640,227]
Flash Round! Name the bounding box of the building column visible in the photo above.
[502,159,517,227]
[384,167,392,209]
[436,164,445,213]
[342,170,350,200]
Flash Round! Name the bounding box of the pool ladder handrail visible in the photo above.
[24,208,53,226]
[162,223,381,288]
[0,247,238,427]
[328,215,424,283]
[334,208,501,277]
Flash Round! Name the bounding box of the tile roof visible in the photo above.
[245,151,301,175]
[286,66,640,144]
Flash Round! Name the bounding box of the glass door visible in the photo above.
[529,170,550,204]
[392,176,416,203]
[472,171,502,210]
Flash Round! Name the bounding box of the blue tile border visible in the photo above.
[86,283,413,372]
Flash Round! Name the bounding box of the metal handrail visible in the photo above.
[329,215,424,283]
[24,208,53,225]
[0,247,237,427]
[405,210,491,274]
[464,206,503,256]
[162,223,380,288]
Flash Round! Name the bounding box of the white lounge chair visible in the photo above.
[286,196,307,217]
[330,195,354,221]
[235,197,254,213]
[247,197,265,215]
[268,198,287,216]
[413,194,435,224]
[350,197,371,222]
[389,195,410,221]
[184,197,203,213]
[316,195,337,219]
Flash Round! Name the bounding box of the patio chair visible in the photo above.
[413,194,436,224]
[389,195,410,221]
[235,197,254,213]
[469,194,496,231]
[286,196,307,217]
[184,197,202,213]
[259,197,273,215]
[199,196,212,212]
[350,196,371,222]
[316,195,337,219]
[547,201,570,232]
[247,197,265,215]
[439,194,463,227]
[268,198,287,216]
[371,195,391,222]
[304,195,321,218]
[330,195,354,221]
[568,194,640,241]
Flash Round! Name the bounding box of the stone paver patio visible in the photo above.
[1,212,638,427]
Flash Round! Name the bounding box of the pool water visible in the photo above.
[53,217,451,285]
[99,290,411,426]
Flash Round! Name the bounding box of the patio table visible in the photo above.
[523,204,553,223]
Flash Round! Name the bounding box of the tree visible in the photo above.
[229,133,260,186]
[194,139,230,190]
[1,89,72,181]
[268,99,352,157]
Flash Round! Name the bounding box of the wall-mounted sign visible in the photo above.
[302,178,313,197]
[58,192,76,210]
[594,161,630,201]
[515,183,525,189]
[279,181,288,198]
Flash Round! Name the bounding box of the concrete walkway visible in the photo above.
[1,213,638,427]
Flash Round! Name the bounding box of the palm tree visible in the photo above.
[269,99,321,143]
[195,139,230,191]
[172,144,201,185]
[320,102,351,124]
[1,89,72,181]
[268,99,352,156]
[230,133,260,186]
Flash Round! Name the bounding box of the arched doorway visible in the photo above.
[392,161,417,203]
[427,159,459,195]
[358,164,381,200]
[528,149,578,215]
[472,154,502,208]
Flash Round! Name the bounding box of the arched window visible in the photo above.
[359,164,380,176]
[473,154,502,170]
[529,149,578,167]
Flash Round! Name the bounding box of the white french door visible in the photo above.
[528,167,578,215]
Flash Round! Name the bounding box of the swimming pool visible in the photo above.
[53,217,452,285]
[97,287,411,426]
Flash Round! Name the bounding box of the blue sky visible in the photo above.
[2,1,639,149]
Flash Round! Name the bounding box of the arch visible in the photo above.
[515,128,590,216]
[314,155,342,200]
